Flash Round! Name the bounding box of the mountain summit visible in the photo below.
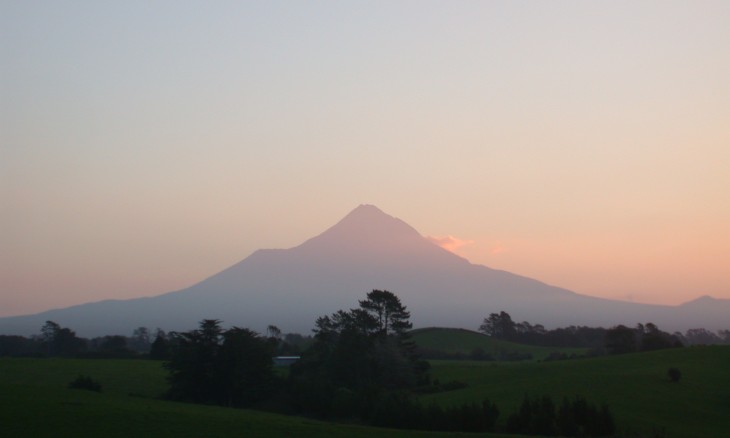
[296,204,428,254]
[1,205,727,337]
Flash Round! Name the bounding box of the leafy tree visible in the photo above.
[217,327,277,406]
[40,321,85,357]
[290,290,428,416]
[684,328,721,345]
[100,335,128,352]
[479,311,516,340]
[0,335,42,357]
[507,395,614,436]
[638,322,682,351]
[359,289,412,337]
[165,319,276,407]
[149,330,170,360]
[266,325,282,340]
[605,325,637,354]
[129,327,151,352]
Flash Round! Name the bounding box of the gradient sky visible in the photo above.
[2,1,729,317]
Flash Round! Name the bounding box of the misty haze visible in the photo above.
[3,2,729,437]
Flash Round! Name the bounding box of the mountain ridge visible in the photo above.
[0,205,727,337]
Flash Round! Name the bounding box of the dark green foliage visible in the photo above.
[0,335,42,356]
[668,367,681,382]
[605,325,638,354]
[68,374,102,392]
[605,323,683,355]
[41,321,86,357]
[165,320,277,407]
[684,328,722,345]
[368,392,499,433]
[412,379,467,394]
[505,395,614,436]
[149,331,170,360]
[479,311,516,339]
[288,290,431,421]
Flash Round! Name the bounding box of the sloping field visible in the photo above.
[411,327,586,360]
[422,346,730,437]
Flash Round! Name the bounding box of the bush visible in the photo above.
[68,375,102,392]
[667,367,681,383]
[506,395,614,436]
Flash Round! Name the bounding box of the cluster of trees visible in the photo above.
[479,311,608,350]
[0,322,161,358]
[678,328,730,346]
[284,290,430,416]
[164,320,277,407]
[477,311,725,354]
[160,291,616,436]
[368,393,500,433]
[506,395,615,436]
[604,323,682,354]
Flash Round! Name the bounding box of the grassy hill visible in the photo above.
[421,346,730,437]
[410,327,586,360]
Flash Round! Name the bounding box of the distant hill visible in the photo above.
[1,204,728,337]
[410,327,586,361]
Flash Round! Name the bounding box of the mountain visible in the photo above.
[1,204,728,337]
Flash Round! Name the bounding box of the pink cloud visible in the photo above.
[426,235,474,253]
[490,241,505,255]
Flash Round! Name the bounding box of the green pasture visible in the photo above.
[0,358,497,438]
[422,346,730,437]
[2,345,728,437]
[410,327,586,360]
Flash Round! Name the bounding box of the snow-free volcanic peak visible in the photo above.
[0,204,727,337]
[295,204,427,254]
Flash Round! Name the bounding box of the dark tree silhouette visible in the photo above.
[479,311,516,339]
[165,319,276,407]
[359,289,412,337]
[290,290,428,416]
[40,321,85,357]
[149,330,170,360]
[605,325,637,354]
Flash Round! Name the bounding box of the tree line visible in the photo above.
[477,310,728,354]
[0,321,311,359]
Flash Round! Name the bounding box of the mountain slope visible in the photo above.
[1,205,727,337]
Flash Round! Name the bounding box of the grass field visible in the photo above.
[2,345,728,437]
[410,327,586,360]
[422,346,730,437]
[0,358,497,438]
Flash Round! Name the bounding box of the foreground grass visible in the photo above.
[422,346,730,437]
[410,327,586,361]
[2,346,728,437]
[0,358,497,438]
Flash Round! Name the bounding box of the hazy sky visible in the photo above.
[2,1,729,317]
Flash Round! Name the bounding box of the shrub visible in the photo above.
[68,375,102,392]
[667,367,681,383]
